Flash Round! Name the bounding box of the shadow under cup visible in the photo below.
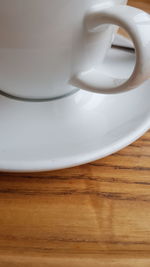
[0,0,126,101]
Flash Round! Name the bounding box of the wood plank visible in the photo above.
[1,254,150,267]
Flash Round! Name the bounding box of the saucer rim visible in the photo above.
[0,112,149,172]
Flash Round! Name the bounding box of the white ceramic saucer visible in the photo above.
[0,43,150,172]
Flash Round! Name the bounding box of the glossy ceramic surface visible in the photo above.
[72,4,150,93]
[0,46,149,172]
[0,0,150,100]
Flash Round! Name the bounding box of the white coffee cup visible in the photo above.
[0,0,150,101]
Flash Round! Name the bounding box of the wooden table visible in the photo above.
[0,1,150,266]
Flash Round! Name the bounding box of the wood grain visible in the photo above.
[0,1,150,266]
[129,0,150,13]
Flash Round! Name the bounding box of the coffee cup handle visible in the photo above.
[71,5,150,94]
